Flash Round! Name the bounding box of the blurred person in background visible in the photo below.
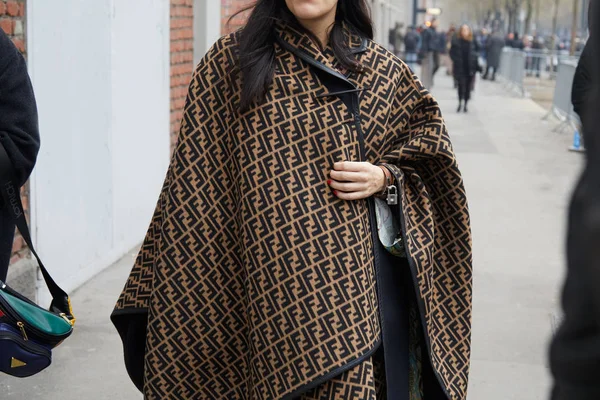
[403,25,419,70]
[511,32,525,49]
[530,35,544,78]
[388,23,395,53]
[450,24,482,112]
[389,22,403,56]
[436,27,450,77]
[483,29,505,81]
[506,32,515,47]
[447,24,459,87]
[550,1,600,399]
[476,28,488,61]
[420,18,441,85]
[394,22,404,56]
[0,29,40,282]
[445,24,457,76]
[437,27,448,51]
[524,35,533,73]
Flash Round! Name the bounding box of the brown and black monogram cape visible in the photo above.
[111,21,473,400]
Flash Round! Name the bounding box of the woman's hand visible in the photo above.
[328,161,386,201]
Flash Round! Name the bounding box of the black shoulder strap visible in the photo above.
[0,143,74,321]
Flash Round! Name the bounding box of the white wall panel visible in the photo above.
[110,0,171,258]
[27,0,170,305]
[194,0,221,64]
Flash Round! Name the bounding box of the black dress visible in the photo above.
[450,39,479,102]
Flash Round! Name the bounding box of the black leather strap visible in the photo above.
[0,143,71,316]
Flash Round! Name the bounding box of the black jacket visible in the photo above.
[550,2,600,399]
[0,28,40,280]
[404,30,419,53]
[511,38,525,50]
[420,27,438,53]
[572,41,592,128]
[450,39,480,78]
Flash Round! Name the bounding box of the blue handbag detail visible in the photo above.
[0,323,52,377]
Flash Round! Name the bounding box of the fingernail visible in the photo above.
[327,179,332,185]
[333,190,338,196]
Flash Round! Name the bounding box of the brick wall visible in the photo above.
[221,0,252,34]
[170,0,194,151]
[169,1,252,149]
[0,0,25,53]
[1,0,29,264]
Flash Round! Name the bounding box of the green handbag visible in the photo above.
[0,144,75,377]
[0,283,74,346]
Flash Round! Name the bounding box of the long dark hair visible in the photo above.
[229,1,373,112]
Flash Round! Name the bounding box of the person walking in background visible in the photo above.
[451,24,482,113]
[389,22,404,57]
[420,18,441,87]
[394,22,404,57]
[476,28,489,62]
[437,28,449,61]
[448,24,459,87]
[530,35,544,78]
[550,1,599,399]
[403,25,419,71]
[111,0,474,399]
[0,29,40,282]
[511,32,525,50]
[505,32,515,47]
[445,24,457,76]
[388,25,395,53]
[483,29,505,80]
[437,27,452,81]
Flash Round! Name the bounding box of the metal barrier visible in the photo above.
[498,48,510,79]
[498,49,582,145]
[543,60,579,132]
[512,51,526,95]
[497,48,526,96]
[498,48,580,97]
[524,49,579,80]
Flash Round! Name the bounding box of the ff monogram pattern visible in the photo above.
[112,20,472,400]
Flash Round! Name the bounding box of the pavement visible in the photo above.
[0,71,583,400]
[431,71,582,400]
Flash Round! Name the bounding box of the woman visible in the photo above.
[0,29,40,281]
[451,24,481,113]
[111,1,473,399]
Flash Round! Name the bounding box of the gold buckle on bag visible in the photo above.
[59,298,76,326]
[59,313,76,327]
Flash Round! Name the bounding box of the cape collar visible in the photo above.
[274,20,367,78]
